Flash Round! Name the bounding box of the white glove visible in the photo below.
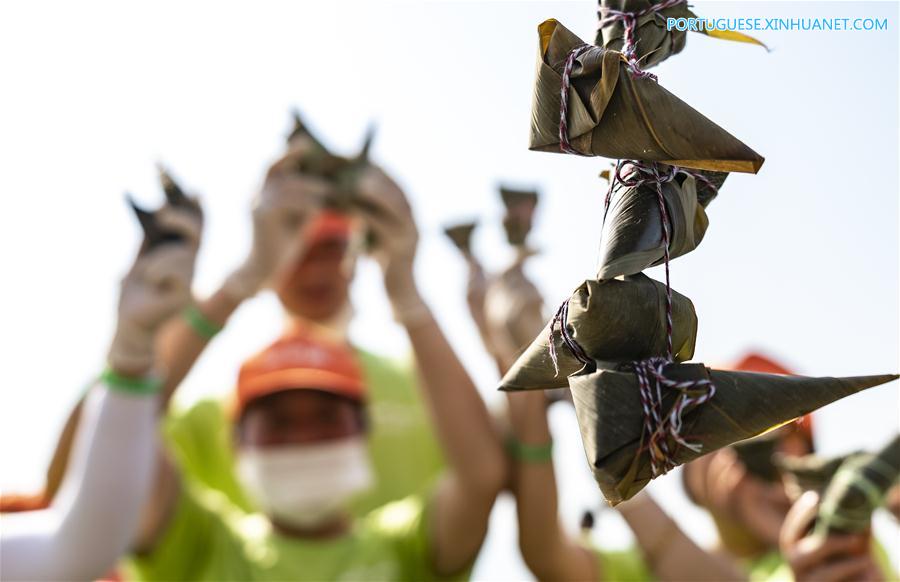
[222,149,331,301]
[354,165,424,322]
[107,206,201,374]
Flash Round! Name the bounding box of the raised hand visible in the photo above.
[108,193,202,376]
[354,165,423,321]
[222,148,332,301]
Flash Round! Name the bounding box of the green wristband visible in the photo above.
[183,304,223,340]
[506,436,554,463]
[100,368,163,395]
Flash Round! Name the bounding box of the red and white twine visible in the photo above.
[633,357,717,476]
[597,0,686,80]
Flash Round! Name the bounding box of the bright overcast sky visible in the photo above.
[1,1,897,578]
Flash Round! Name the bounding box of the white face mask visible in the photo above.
[237,437,374,530]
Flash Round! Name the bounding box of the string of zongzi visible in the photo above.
[555,39,726,475]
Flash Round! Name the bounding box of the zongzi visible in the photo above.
[568,363,897,505]
[775,451,860,501]
[499,273,697,391]
[530,19,764,173]
[500,187,539,246]
[815,435,900,535]
[484,252,545,366]
[597,164,726,279]
[443,222,478,257]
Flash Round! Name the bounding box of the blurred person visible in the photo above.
[122,158,506,580]
[31,133,444,519]
[463,244,743,580]
[0,191,201,580]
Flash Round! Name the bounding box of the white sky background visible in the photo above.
[0,0,897,578]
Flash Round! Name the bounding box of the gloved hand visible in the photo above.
[108,205,202,375]
[222,147,332,301]
[354,165,424,323]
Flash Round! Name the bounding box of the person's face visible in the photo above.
[684,449,792,556]
[275,237,353,322]
[237,389,365,448]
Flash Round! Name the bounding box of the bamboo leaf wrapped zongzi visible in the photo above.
[443,222,478,257]
[485,253,546,364]
[499,273,697,391]
[814,435,900,535]
[500,187,539,247]
[597,165,726,279]
[530,19,764,173]
[775,451,861,501]
[568,364,897,505]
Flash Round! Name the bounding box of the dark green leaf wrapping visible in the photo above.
[815,435,900,535]
[597,169,726,280]
[443,222,478,256]
[775,452,860,501]
[499,273,697,391]
[568,364,897,505]
[530,19,764,174]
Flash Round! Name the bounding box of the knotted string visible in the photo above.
[615,161,677,357]
[632,357,717,476]
[597,0,686,80]
[612,162,719,475]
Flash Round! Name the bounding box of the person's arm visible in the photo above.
[357,167,507,576]
[0,202,200,581]
[0,380,159,581]
[617,493,747,581]
[505,390,598,580]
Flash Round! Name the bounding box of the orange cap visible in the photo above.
[305,210,353,246]
[236,325,365,415]
[730,352,794,375]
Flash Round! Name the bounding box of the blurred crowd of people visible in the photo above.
[1,117,897,582]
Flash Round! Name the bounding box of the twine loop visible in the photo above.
[549,297,592,376]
